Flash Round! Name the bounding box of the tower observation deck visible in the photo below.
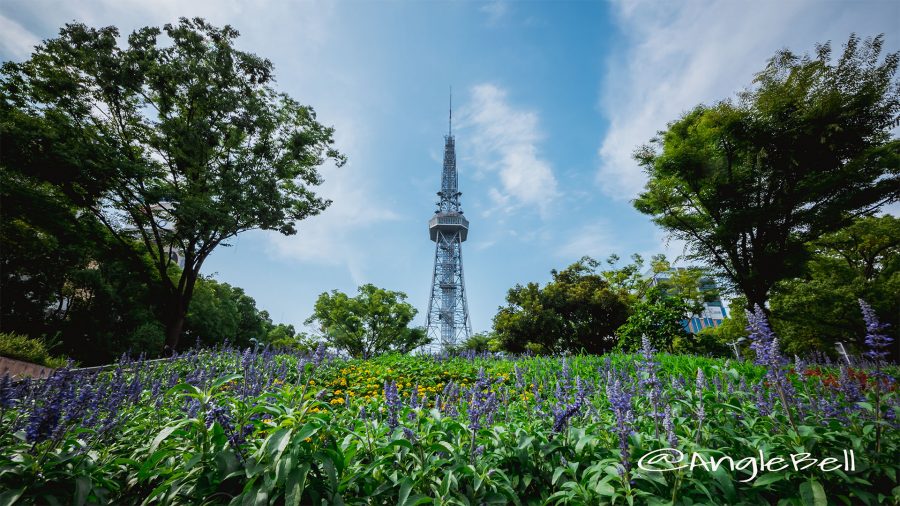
[425,103,471,350]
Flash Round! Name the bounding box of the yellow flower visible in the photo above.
[304,437,312,443]
[263,418,273,424]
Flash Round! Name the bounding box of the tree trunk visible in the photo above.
[163,302,186,356]
[742,286,772,320]
[161,268,200,356]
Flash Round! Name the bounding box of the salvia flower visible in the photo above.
[313,342,327,367]
[0,375,16,409]
[747,306,783,370]
[409,384,420,409]
[859,299,893,362]
[607,378,634,470]
[552,377,586,434]
[663,405,677,448]
[384,379,401,430]
[467,368,498,432]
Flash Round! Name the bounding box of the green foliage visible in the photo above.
[1,18,344,350]
[696,298,750,358]
[672,328,732,357]
[651,264,719,316]
[307,284,430,358]
[493,257,630,354]
[265,324,318,353]
[0,332,69,367]
[2,350,898,504]
[770,215,900,358]
[185,276,272,349]
[633,35,900,311]
[0,171,162,365]
[615,287,692,353]
[457,332,498,353]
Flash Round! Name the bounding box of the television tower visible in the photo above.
[426,94,471,350]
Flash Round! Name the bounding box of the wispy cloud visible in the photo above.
[462,83,560,218]
[480,0,509,25]
[264,116,401,284]
[0,12,39,59]
[596,0,899,201]
[556,221,619,262]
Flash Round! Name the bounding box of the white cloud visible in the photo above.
[556,221,619,262]
[0,13,40,59]
[462,83,560,217]
[596,0,900,201]
[480,0,509,25]
[264,115,401,284]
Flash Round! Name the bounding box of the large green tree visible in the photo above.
[184,276,273,349]
[1,18,344,351]
[634,35,900,312]
[0,169,169,364]
[307,284,430,358]
[493,257,630,354]
[770,215,900,358]
[615,286,692,353]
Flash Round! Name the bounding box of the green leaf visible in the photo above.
[0,489,24,506]
[753,473,787,487]
[295,422,320,442]
[74,476,91,506]
[149,421,188,454]
[428,441,456,456]
[285,462,310,506]
[397,478,413,506]
[552,466,565,485]
[266,427,293,460]
[800,479,827,506]
[166,383,202,398]
[211,373,243,391]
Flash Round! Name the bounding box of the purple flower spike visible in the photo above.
[859,299,893,362]
[384,379,401,430]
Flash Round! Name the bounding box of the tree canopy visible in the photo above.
[307,284,430,358]
[615,286,692,353]
[1,18,344,351]
[633,34,900,312]
[770,215,900,358]
[492,257,630,355]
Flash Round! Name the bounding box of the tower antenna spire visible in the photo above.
[448,86,452,135]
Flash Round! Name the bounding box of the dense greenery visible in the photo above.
[634,34,900,313]
[1,18,343,351]
[1,335,897,504]
[307,284,430,358]
[0,333,68,368]
[615,286,692,353]
[493,257,630,355]
[492,255,726,356]
[770,215,900,360]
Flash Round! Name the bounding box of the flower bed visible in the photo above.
[0,340,897,505]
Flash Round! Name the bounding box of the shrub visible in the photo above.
[0,332,69,367]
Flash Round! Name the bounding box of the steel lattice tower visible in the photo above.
[426,100,471,350]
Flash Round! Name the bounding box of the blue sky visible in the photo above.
[2,0,898,335]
